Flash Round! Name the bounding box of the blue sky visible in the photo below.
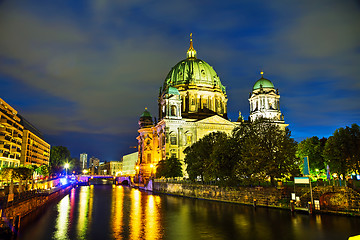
[0,0,359,161]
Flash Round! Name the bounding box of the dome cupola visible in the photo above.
[252,72,275,90]
[159,34,228,120]
[249,72,284,124]
[139,108,153,128]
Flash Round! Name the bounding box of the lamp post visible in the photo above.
[65,163,70,177]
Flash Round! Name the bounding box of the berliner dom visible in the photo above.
[136,35,287,182]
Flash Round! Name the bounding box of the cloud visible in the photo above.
[0,0,359,159]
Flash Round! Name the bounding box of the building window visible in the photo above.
[171,105,177,116]
[186,135,192,145]
[170,136,177,145]
[203,98,207,108]
[191,98,195,105]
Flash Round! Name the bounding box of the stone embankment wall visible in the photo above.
[153,182,287,207]
[0,185,73,232]
[153,182,360,215]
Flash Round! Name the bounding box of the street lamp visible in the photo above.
[65,163,70,176]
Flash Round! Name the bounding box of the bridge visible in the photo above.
[77,175,132,185]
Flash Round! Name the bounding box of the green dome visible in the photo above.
[140,109,152,118]
[253,77,274,90]
[162,58,226,94]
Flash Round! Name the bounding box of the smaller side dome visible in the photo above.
[252,72,274,90]
[139,108,153,128]
[140,108,152,118]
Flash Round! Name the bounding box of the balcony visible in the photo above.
[14,134,22,141]
[0,118,11,126]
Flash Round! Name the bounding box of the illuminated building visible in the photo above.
[99,161,122,176]
[249,72,288,130]
[0,98,23,168]
[89,157,100,174]
[20,129,50,166]
[122,152,138,176]
[19,116,50,167]
[80,153,88,170]
[0,97,51,168]
[137,35,287,181]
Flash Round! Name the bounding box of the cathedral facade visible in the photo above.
[136,37,287,181]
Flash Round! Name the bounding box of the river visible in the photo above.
[16,185,360,240]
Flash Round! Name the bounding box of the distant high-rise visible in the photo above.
[80,153,88,169]
[89,156,100,175]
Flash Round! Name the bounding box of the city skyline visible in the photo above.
[0,0,359,160]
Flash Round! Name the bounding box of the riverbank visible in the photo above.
[0,183,74,238]
[151,180,360,217]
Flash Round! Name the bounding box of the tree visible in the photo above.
[297,136,327,178]
[49,146,71,174]
[233,119,299,185]
[184,132,228,181]
[0,167,33,181]
[70,157,81,174]
[156,156,183,178]
[210,134,239,185]
[36,165,50,177]
[156,159,167,178]
[323,124,360,183]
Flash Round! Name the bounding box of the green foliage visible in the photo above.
[36,165,50,177]
[233,120,299,185]
[323,123,360,179]
[184,120,299,186]
[49,146,71,173]
[156,156,183,178]
[297,136,327,172]
[184,132,228,181]
[0,167,33,180]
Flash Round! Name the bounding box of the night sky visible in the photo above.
[0,0,359,161]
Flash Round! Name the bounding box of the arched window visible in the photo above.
[171,105,177,116]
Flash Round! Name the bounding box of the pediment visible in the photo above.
[196,115,235,125]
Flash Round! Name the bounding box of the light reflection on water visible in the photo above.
[18,185,360,240]
[54,194,70,240]
[145,195,162,239]
[129,188,142,239]
[76,186,92,239]
[111,185,123,239]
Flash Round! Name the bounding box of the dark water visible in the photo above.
[16,185,360,240]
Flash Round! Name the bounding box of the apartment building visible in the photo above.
[0,98,23,168]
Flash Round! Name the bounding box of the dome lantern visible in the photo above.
[186,33,197,59]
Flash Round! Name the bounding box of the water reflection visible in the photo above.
[130,189,142,239]
[111,185,124,239]
[19,185,360,240]
[77,186,92,238]
[54,195,70,240]
[145,195,162,239]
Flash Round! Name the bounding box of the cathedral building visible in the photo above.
[136,36,287,181]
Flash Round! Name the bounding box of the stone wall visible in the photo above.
[153,182,287,207]
[153,182,360,215]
